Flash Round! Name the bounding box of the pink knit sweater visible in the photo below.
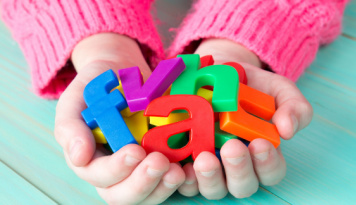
[0,0,348,99]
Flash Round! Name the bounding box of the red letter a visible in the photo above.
[142,95,215,162]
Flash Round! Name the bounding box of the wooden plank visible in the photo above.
[0,22,105,204]
[343,0,356,38]
[310,36,356,89]
[0,161,56,204]
[165,188,289,205]
[259,36,356,204]
[261,116,356,204]
[0,103,105,204]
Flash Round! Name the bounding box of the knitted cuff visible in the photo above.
[169,0,347,81]
[1,0,164,98]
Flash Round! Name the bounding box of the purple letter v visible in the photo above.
[118,57,185,112]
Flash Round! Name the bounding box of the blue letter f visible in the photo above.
[81,69,137,152]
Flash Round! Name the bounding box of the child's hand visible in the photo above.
[177,38,313,199]
[54,33,185,204]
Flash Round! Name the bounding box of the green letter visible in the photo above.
[171,54,239,112]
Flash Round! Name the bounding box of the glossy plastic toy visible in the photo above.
[142,95,215,163]
[119,57,185,112]
[113,84,136,117]
[123,111,148,145]
[170,54,239,112]
[200,55,247,86]
[92,111,148,145]
[81,70,137,152]
[220,83,280,148]
[214,122,238,149]
[223,62,247,85]
[150,112,189,126]
[200,55,214,68]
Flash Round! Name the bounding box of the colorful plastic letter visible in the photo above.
[223,62,248,85]
[123,111,149,145]
[150,113,190,126]
[200,55,215,90]
[197,88,213,104]
[91,111,148,145]
[148,125,189,149]
[149,87,211,126]
[168,132,188,149]
[112,85,136,117]
[220,83,280,148]
[215,148,222,161]
[142,95,215,162]
[114,83,172,117]
[214,112,220,122]
[200,55,214,68]
[170,54,239,112]
[119,58,185,112]
[214,122,238,149]
[81,69,137,152]
[91,127,107,144]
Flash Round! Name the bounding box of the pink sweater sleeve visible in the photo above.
[1,0,164,99]
[170,0,349,82]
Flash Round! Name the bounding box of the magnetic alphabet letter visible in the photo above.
[220,83,280,148]
[223,62,248,85]
[142,95,215,162]
[170,54,239,112]
[119,58,185,112]
[81,69,137,152]
[214,122,238,149]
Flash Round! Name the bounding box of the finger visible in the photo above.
[97,152,170,205]
[193,49,313,139]
[248,139,286,186]
[55,73,99,166]
[193,152,228,200]
[65,144,146,188]
[55,63,118,167]
[270,76,313,139]
[55,59,152,167]
[220,139,259,198]
[235,64,313,139]
[178,163,199,197]
[142,163,185,204]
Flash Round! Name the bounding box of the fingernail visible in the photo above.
[292,115,299,134]
[254,151,269,161]
[163,181,178,189]
[69,138,83,162]
[200,170,216,177]
[225,155,245,165]
[147,167,164,178]
[125,155,141,166]
[184,180,195,185]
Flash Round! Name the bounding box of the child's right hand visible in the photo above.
[54,33,186,204]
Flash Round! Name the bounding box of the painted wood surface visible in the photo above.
[0,1,355,204]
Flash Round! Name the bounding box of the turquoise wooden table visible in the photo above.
[1,1,356,204]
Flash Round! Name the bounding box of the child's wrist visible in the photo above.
[195,38,262,68]
[71,33,149,75]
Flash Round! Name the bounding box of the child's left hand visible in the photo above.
[177,38,314,199]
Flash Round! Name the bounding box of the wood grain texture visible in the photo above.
[343,0,356,38]
[0,161,56,204]
[0,0,355,204]
[0,22,105,204]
